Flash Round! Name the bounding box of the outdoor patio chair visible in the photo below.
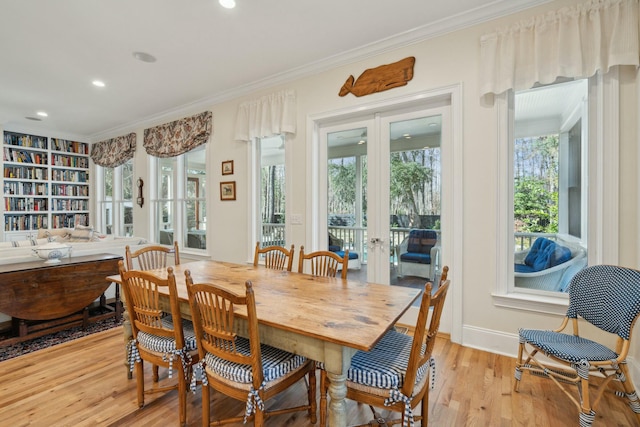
[253,241,295,271]
[118,261,199,427]
[514,265,640,426]
[185,273,317,426]
[298,246,349,280]
[396,229,439,280]
[319,278,450,427]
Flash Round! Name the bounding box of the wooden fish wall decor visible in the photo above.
[339,56,415,97]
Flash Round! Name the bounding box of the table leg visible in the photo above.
[327,371,348,427]
[323,343,356,427]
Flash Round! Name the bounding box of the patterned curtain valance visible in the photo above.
[90,132,136,168]
[234,89,296,142]
[479,0,639,98]
[143,111,212,158]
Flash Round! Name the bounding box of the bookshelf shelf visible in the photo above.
[2,131,90,238]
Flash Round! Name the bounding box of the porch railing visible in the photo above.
[260,224,437,266]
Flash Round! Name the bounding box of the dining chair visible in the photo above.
[298,245,349,280]
[514,265,640,426]
[319,278,450,427]
[118,261,199,427]
[253,242,295,271]
[124,241,181,380]
[185,271,317,426]
[125,241,180,271]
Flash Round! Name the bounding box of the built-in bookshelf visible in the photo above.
[2,131,90,238]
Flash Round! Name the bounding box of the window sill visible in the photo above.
[492,291,568,316]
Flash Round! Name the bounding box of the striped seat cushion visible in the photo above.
[519,329,618,362]
[204,336,306,383]
[137,315,198,353]
[347,330,428,389]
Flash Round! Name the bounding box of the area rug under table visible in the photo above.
[0,318,123,362]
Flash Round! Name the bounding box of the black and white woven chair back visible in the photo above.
[567,265,640,340]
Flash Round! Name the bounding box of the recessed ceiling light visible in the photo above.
[219,0,236,9]
[132,51,157,63]
[92,80,106,87]
[358,140,366,145]
[36,111,48,117]
[403,133,411,139]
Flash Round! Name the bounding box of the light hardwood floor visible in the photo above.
[0,326,637,426]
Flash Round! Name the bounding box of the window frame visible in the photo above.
[493,70,620,315]
[151,145,208,252]
[249,135,291,260]
[95,159,134,237]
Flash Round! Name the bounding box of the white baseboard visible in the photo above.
[462,324,640,385]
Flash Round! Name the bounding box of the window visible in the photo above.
[495,70,621,314]
[154,146,207,250]
[96,159,134,236]
[254,136,286,249]
[512,80,588,294]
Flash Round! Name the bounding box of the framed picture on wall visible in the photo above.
[222,160,234,175]
[220,181,236,201]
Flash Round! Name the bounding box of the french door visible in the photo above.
[320,105,449,286]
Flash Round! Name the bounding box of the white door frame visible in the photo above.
[307,85,463,343]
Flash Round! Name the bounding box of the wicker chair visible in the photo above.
[253,242,295,271]
[319,278,450,427]
[118,261,199,426]
[514,265,640,426]
[185,273,317,426]
[125,241,180,271]
[298,246,349,280]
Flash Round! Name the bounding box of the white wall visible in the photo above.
[9,0,634,366]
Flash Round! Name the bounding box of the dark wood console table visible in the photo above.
[0,253,122,346]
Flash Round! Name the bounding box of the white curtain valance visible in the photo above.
[234,89,296,142]
[479,0,639,98]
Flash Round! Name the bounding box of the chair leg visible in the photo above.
[308,367,317,423]
[513,342,524,392]
[421,386,429,425]
[618,363,640,422]
[135,359,145,408]
[153,364,160,382]
[319,370,327,427]
[202,382,210,427]
[178,371,187,427]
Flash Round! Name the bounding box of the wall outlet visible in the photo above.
[290,214,303,225]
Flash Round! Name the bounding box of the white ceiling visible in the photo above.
[0,0,551,140]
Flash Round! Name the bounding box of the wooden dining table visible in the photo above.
[108,260,421,427]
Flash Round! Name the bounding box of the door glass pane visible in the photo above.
[327,128,367,281]
[390,115,442,287]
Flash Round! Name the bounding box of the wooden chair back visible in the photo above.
[185,273,265,390]
[402,279,450,398]
[440,265,449,284]
[125,241,180,271]
[118,260,185,347]
[253,242,295,271]
[298,246,348,280]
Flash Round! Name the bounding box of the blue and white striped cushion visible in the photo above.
[519,329,618,363]
[347,330,429,389]
[137,315,198,353]
[204,336,306,384]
